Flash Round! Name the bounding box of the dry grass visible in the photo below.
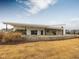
[0,38,79,59]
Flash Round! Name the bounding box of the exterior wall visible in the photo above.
[14,26,45,35]
[45,29,57,35]
[56,30,63,35]
[45,31,55,35]
[45,29,63,35]
[14,26,64,35]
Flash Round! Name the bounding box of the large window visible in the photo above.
[31,30,37,35]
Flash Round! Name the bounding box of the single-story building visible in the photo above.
[3,22,65,35]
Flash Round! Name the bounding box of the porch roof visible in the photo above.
[3,22,64,30]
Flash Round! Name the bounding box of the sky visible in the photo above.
[0,0,79,29]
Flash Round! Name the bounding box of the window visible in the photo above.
[31,30,37,35]
[52,31,56,35]
[41,30,43,35]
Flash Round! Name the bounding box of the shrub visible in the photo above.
[3,32,22,41]
[0,32,4,39]
[9,32,22,41]
[0,32,22,43]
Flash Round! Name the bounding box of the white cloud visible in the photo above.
[65,17,79,29]
[16,0,57,15]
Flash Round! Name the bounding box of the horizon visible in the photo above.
[0,0,79,30]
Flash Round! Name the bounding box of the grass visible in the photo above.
[0,38,79,59]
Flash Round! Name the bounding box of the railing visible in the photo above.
[23,35,79,41]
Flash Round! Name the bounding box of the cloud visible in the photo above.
[16,0,57,15]
[65,17,79,29]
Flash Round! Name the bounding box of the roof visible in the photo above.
[3,22,64,30]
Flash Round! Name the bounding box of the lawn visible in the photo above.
[0,38,79,59]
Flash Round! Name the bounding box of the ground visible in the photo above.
[0,38,79,59]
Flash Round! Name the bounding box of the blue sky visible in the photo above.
[0,0,79,29]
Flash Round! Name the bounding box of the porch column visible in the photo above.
[62,26,65,35]
[37,30,40,35]
[27,29,31,35]
[63,27,65,35]
[56,30,59,35]
[43,30,45,35]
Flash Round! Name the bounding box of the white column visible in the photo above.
[38,30,40,35]
[27,29,31,35]
[56,31,59,35]
[43,30,45,35]
[63,27,65,35]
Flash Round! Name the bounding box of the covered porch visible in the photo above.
[3,22,65,36]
